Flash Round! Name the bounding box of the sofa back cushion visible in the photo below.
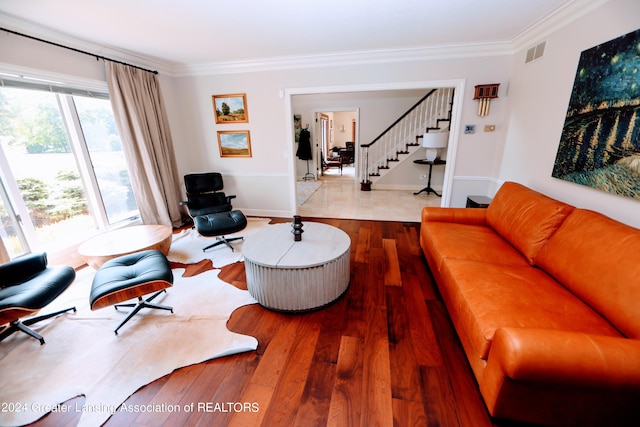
[486,182,574,264]
[534,209,640,339]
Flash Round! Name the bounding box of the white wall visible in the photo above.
[0,25,512,218]
[0,31,107,86]
[166,56,512,217]
[500,0,640,228]
[332,111,355,147]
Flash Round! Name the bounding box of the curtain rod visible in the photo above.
[1,26,159,75]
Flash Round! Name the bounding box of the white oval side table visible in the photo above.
[243,221,351,311]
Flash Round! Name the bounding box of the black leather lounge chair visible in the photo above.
[180,172,248,252]
[0,253,76,345]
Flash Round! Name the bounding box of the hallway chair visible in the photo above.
[0,253,76,345]
[321,152,342,175]
[180,172,248,252]
[342,141,355,164]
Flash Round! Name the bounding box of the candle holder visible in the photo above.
[291,215,304,241]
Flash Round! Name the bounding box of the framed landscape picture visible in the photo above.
[217,130,252,157]
[212,93,248,124]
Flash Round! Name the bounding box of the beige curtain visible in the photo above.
[106,62,184,227]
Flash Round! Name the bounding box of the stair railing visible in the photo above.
[359,88,454,187]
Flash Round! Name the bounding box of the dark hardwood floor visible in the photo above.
[29,217,519,427]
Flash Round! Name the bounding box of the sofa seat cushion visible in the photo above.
[421,222,530,273]
[486,182,574,264]
[439,259,622,361]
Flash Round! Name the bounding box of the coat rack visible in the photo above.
[296,126,315,181]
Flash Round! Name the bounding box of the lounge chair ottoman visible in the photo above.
[194,210,247,252]
[90,250,174,335]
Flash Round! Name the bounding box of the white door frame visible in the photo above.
[284,79,466,215]
[313,108,359,181]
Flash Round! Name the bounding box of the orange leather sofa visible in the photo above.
[420,181,640,426]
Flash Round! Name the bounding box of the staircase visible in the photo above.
[359,88,454,189]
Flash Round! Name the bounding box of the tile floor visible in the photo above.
[296,165,442,223]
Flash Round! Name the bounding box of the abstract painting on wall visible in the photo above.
[552,28,640,199]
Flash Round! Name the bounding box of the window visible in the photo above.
[0,81,139,263]
[73,96,138,224]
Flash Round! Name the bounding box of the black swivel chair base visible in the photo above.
[113,289,173,335]
[203,236,244,252]
[0,306,77,345]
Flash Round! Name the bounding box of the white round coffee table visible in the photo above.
[243,221,351,311]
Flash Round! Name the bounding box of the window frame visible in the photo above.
[0,69,140,264]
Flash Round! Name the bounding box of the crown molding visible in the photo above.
[511,0,612,51]
[172,42,514,77]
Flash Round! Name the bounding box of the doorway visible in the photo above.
[285,79,466,217]
[315,110,357,181]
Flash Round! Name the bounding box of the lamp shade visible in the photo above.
[422,132,448,161]
[422,132,449,148]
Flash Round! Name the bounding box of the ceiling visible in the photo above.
[0,0,588,73]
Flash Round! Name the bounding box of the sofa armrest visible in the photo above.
[484,327,640,389]
[421,207,487,225]
[0,252,48,288]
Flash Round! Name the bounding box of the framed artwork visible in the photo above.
[293,114,302,142]
[552,28,640,199]
[212,93,248,124]
[217,130,252,157]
